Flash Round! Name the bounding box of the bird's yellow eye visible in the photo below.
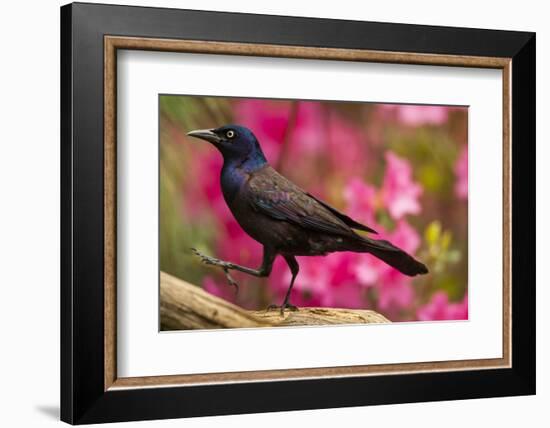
[226,130,235,139]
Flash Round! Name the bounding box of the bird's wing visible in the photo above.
[246,167,360,237]
[305,192,377,234]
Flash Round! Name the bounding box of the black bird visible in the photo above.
[188,125,428,313]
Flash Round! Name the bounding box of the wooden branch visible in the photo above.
[160,271,390,330]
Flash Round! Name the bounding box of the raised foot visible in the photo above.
[191,248,239,294]
[266,302,299,316]
[191,248,231,268]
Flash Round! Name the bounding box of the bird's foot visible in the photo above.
[191,248,231,268]
[266,302,299,316]
[191,248,239,294]
[222,267,239,295]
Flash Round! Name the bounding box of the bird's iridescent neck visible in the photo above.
[220,155,267,204]
[223,152,267,173]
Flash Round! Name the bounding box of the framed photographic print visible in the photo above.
[60,2,535,424]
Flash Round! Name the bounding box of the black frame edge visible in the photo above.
[510,33,536,393]
[60,3,74,425]
[71,1,533,57]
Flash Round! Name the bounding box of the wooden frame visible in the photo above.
[104,35,513,388]
[62,2,535,424]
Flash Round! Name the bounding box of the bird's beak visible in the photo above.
[187,129,222,144]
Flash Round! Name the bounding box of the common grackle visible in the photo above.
[188,125,428,314]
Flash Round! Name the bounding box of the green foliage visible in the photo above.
[424,220,461,274]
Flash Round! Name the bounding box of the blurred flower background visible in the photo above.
[160,96,468,323]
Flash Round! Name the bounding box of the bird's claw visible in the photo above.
[191,248,229,268]
[223,267,239,295]
[266,302,299,316]
[191,248,239,294]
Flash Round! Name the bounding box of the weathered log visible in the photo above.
[160,271,390,330]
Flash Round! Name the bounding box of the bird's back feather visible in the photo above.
[247,166,367,239]
[306,192,377,234]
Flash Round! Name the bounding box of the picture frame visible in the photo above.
[60,2,535,424]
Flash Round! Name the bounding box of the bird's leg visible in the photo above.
[267,255,299,315]
[191,247,276,294]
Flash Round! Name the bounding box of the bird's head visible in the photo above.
[187,125,267,167]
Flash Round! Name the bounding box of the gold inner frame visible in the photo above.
[104,35,512,391]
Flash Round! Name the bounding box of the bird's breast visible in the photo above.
[220,165,248,204]
[220,174,279,246]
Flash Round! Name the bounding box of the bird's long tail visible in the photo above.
[354,236,428,276]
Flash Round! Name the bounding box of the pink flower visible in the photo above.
[417,291,468,321]
[234,99,290,163]
[343,178,378,226]
[447,295,469,319]
[377,269,414,310]
[290,102,325,153]
[326,114,368,178]
[353,256,381,286]
[380,104,449,126]
[388,219,421,254]
[455,146,468,200]
[286,256,332,297]
[288,103,369,180]
[381,152,423,220]
[323,281,365,309]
